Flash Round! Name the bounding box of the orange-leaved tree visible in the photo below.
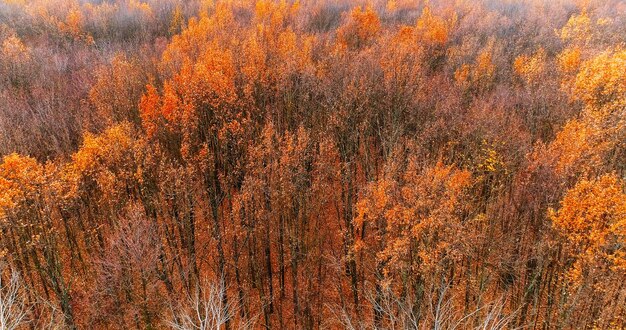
[549,174,626,327]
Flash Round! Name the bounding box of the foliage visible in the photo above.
[1,0,626,328]
[550,174,626,283]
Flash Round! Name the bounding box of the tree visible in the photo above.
[169,278,255,330]
[0,35,32,86]
[89,54,149,126]
[89,203,164,328]
[547,48,626,179]
[0,154,76,328]
[0,269,29,330]
[355,156,472,326]
[550,174,626,327]
[513,48,546,86]
[551,174,626,279]
[336,6,380,51]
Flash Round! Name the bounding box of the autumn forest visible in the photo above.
[0,0,625,328]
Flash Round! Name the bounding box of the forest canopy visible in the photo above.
[0,0,626,328]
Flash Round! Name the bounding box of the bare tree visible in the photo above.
[333,280,518,330]
[428,283,519,330]
[90,203,163,327]
[169,278,255,330]
[0,270,29,330]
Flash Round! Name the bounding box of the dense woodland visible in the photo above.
[0,0,625,328]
